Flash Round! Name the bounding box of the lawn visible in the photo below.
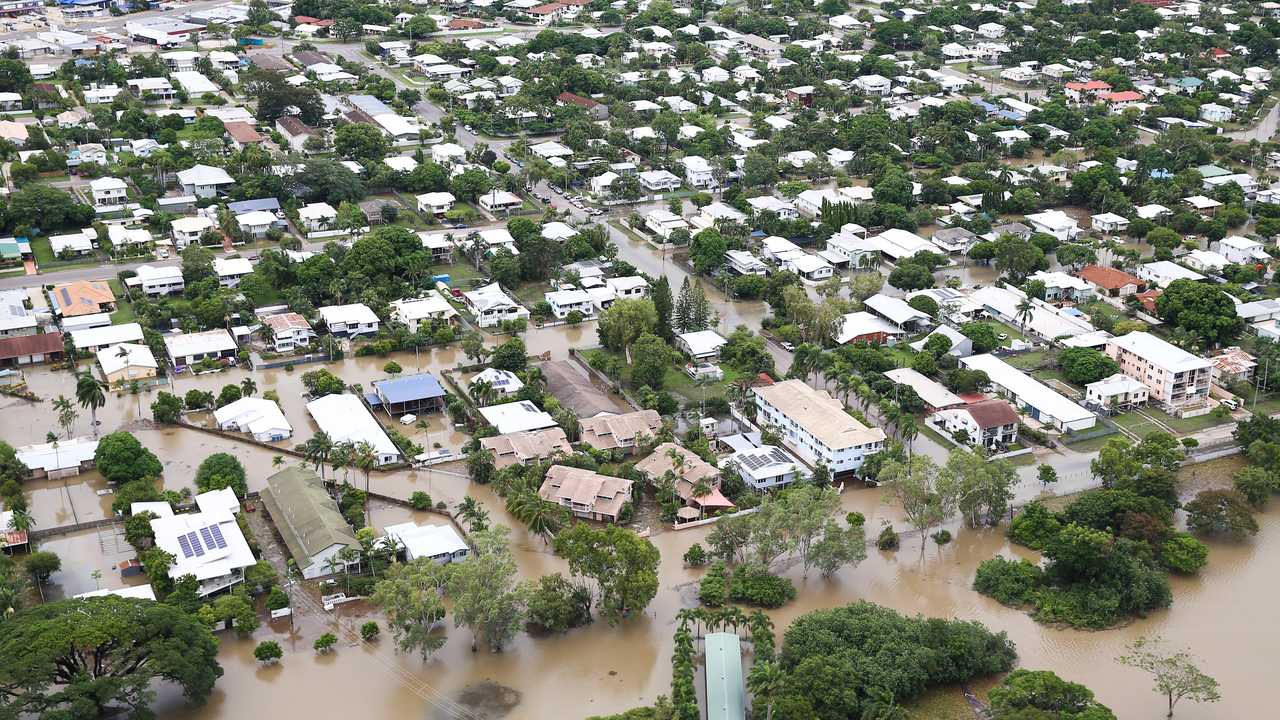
[106,279,136,324]
[663,363,745,405]
[30,238,101,271]
[514,281,551,307]
[1007,349,1056,370]
[1113,406,1232,436]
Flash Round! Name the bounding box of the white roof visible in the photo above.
[16,436,98,473]
[298,202,337,220]
[71,322,144,350]
[170,70,218,94]
[236,210,277,226]
[135,264,183,282]
[90,176,126,191]
[1087,372,1147,396]
[384,521,468,561]
[318,303,379,325]
[416,191,456,206]
[214,257,253,277]
[150,493,255,585]
[864,294,929,325]
[171,215,215,233]
[541,221,577,241]
[785,253,832,274]
[96,343,157,376]
[606,276,648,293]
[473,368,524,394]
[960,354,1094,424]
[972,285,1095,339]
[1025,209,1079,231]
[866,228,940,259]
[464,283,520,312]
[75,585,157,601]
[306,393,400,459]
[836,311,905,344]
[390,292,457,322]
[1107,332,1211,373]
[1028,270,1091,292]
[678,329,727,356]
[176,164,234,187]
[884,368,964,409]
[163,329,236,359]
[1140,261,1206,284]
[214,397,292,437]
[478,400,558,434]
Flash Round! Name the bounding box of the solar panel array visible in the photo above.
[737,448,790,473]
[177,531,206,559]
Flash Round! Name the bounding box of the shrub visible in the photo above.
[1007,502,1062,550]
[361,621,380,641]
[525,573,593,633]
[1184,489,1259,540]
[254,640,283,665]
[698,562,729,607]
[728,563,796,608]
[973,557,1044,606]
[876,524,899,550]
[410,491,433,510]
[1161,533,1209,575]
[314,633,337,653]
[682,543,708,567]
[265,587,290,611]
[846,511,865,527]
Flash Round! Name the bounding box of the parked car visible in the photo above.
[780,341,795,351]
[450,288,463,298]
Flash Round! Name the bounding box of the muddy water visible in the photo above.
[148,458,1272,720]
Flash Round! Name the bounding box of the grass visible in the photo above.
[989,320,1028,347]
[1143,406,1233,434]
[514,281,551,307]
[663,363,745,404]
[30,238,101,272]
[106,279,136,324]
[1007,349,1056,370]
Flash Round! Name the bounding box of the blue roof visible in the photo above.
[348,94,393,117]
[227,198,281,214]
[374,373,445,403]
[705,633,745,720]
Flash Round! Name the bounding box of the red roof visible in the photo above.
[0,332,63,362]
[756,373,775,386]
[447,18,485,29]
[557,91,599,108]
[1065,80,1111,91]
[1211,47,1231,58]
[1136,289,1162,313]
[293,16,335,27]
[528,2,565,13]
[1103,90,1143,103]
[1078,264,1143,290]
[962,399,1019,429]
[224,121,264,144]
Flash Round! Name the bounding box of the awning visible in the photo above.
[693,486,735,509]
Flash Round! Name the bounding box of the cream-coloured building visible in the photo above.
[753,379,886,478]
[1104,333,1211,408]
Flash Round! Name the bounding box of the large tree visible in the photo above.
[1060,347,1120,385]
[94,432,163,483]
[370,557,450,659]
[877,455,958,555]
[0,597,222,717]
[194,452,248,498]
[988,669,1116,719]
[1155,280,1243,349]
[597,298,658,363]
[446,526,525,652]
[553,523,660,622]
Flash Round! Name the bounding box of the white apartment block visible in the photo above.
[1104,332,1212,408]
[753,379,885,478]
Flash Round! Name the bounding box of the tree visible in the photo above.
[240,377,257,398]
[1060,347,1121,385]
[1119,636,1220,718]
[52,395,77,438]
[960,322,1000,353]
[993,233,1047,281]
[181,244,216,283]
[75,371,106,439]
[988,669,1116,719]
[335,122,390,161]
[631,333,674,390]
[742,150,779,187]
[523,572,592,633]
[25,551,60,585]
[313,633,338,653]
[887,262,934,291]
[447,526,524,652]
[1184,490,1258,539]
[597,298,659,363]
[1155,281,1243,348]
[370,557,450,659]
[254,640,283,665]
[489,337,527,372]
[150,391,184,424]
[0,597,222,717]
[690,228,728,275]
[877,456,957,555]
[946,447,1017,528]
[1232,466,1276,508]
[554,523,661,622]
[1038,464,1059,488]
[194,452,248,498]
[94,432,162,483]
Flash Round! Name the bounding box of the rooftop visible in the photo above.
[754,380,885,449]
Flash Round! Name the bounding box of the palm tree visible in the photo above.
[835,373,858,407]
[507,491,565,542]
[690,479,712,520]
[303,431,333,481]
[457,496,486,531]
[899,416,919,457]
[331,441,354,485]
[468,379,497,407]
[747,660,785,720]
[75,371,107,438]
[272,455,284,469]
[240,377,257,397]
[7,507,33,533]
[1015,297,1034,333]
[351,441,377,507]
[52,395,77,438]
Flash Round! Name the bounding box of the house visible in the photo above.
[430,142,467,166]
[724,444,809,490]
[909,325,973,358]
[634,442,732,513]
[1091,212,1130,234]
[931,227,980,254]
[48,229,97,258]
[419,233,454,264]
[1024,210,1081,241]
[644,209,689,240]
[1027,271,1095,303]
[130,265,185,296]
[884,368,965,411]
[389,292,458,332]
[754,380,885,478]
[1219,236,1270,265]
[298,202,338,232]
[1138,260,1207,288]
[213,257,253,288]
[959,354,1096,431]
[48,281,114,318]
[639,170,682,192]
[782,253,834,282]
[262,312,315,352]
[70,322,144,353]
[1183,195,1222,216]
[275,116,316,152]
[306,393,402,465]
[579,409,663,452]
[478,400,558,434]
[163,329,237,367]
[864,294,931,331]
[0,290,34,338]
[259,466,358,579]
[472,368,525,398]
[96,342,157,385]
[318,303,380,337]
[606,276,648,301]
[1211,347,1257,384]
[464,283,529,328]
[478,190,523,214]
[545,288,596,320]
[369,372,447,417]
[0,332,64,367]
[539,465,633,522]
[1085,373,1150,413]
[235,210,277,240]
[481,427,572,469]
[1078,265,1145,298]
[150,489,255,597]
[836,311,906,345]
[681,156,717,189]
[676,330,728,362]
[214,397,292,441]
[15,436,97,480]
[746,196,798,220]
[1200,103,1233,122]
[1104,332,1212,408]
[725,250,768,276]
[90,177,128,208]
[1184,249,1229,274]
[383,522,469,564]
[416,191,456,217]
[177,164,235,198]
[556,91,608,119]
[934,399,1019,450]
[171,215,215,250]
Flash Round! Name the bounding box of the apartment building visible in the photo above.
[753,379,885,478]
[1104,332,1211,408]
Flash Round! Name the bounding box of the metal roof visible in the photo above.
[374,372,445,404]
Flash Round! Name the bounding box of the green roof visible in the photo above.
[705,633,745,720]
[260,465,357,570]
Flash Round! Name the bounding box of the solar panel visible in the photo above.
[199,526,215,549]
[208,524,227,549]
[177,534,194,558]
[186,531,205,557]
